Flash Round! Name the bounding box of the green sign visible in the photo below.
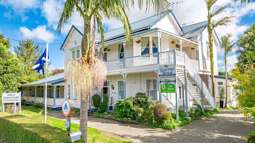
[160,84,176,93]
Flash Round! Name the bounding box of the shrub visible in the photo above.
[92,94,101,109]
[154,103,171,122]
[248,131,255,143]
[133,92,148,108]
[99,94,109,113]
[114,97,137,120]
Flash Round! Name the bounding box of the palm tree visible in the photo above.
[220,34,234,108]
[57,1,170,142]
[207,0,232,104]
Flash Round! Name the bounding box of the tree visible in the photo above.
[14,40,41,83]
[207,0,232,103]
[220,34,234,108]
[232,24,255,108]
[0,34,22,94]
[57,1,170,142]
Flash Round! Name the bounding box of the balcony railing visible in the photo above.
[105,49,197,72]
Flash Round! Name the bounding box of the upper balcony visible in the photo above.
[102,31,199,75]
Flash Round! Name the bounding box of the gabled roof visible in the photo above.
[60,25,83,50]
[103,10,182,42]
[182,21,207,38]
[22,73,64,86]
[60,10,183,49]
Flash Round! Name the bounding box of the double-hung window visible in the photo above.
[72,51,75,60]
[146,79,157,100]
[118,81,125,99]
[118,44,125,60]
[141,37,150,56]
[76,49,80,59]
[152,37,158,56]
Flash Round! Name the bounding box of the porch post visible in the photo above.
[157,71,161,102]
[179,39,183,52]
[34,86,37,103]
[121,73,127,99]
[53,86,56,107]
[123,42,126,68]
[149,36,152,57]
[157,32,161,64]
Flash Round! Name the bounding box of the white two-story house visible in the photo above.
[61,10,220,110]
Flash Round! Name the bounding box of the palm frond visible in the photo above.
[121,0,170,13]
[57,0,77,32]
[211,5,228,18]
[213,16,232,28]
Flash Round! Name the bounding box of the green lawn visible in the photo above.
[0,105,130,143]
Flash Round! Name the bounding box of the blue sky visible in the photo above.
[0,0,254,71]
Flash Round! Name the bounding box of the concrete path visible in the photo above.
[50,110,255,143]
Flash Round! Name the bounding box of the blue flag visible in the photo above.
[32,48,49,74]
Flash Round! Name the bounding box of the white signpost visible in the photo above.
[62,100,81,142]
[2,92,21,113]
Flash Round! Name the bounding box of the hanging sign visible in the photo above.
[160,83,176,93]
[62,101,71,117]
[159,65,176,77]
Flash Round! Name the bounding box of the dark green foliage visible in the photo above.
[0,34,23,93]
[99,95,109,113]
[153,103,171,122]
[0,118,49,143]
[92,94,101,109]
[15,39,41,83]
[248,131,255,143]
[114,97,137,120]
[114,93,176,128]
[133,92,148,108]
[232,25,255,109]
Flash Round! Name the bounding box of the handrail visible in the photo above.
[183,53,215,107]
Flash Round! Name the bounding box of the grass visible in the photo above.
[0,105,130,143]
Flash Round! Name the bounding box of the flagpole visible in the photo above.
[44,43,49,124]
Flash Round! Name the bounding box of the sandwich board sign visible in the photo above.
[2,92,21,113]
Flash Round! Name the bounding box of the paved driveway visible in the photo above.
[50,110,255,143]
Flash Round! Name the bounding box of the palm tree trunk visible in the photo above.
[80,19,91,143]
[225,53,228,108]
[208,8,216,105]
[80,93,88,143]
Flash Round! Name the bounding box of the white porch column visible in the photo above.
[157,32,162,101]
[179,39,183,52]
[149,36,153,57]
[123,42,126,68]
[34,86,37,97]
[53,86,56,107]
[157,32,162,64]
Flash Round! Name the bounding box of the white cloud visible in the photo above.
[215,2,255,41]
[20,25,55,42]
[42,0,63,27]
[1,0,39,11]
[42,0,84,33]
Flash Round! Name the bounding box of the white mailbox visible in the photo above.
[2,92,21,113]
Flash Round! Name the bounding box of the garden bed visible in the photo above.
[92,93,219,130]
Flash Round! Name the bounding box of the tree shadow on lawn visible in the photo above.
[20,123,70,143]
